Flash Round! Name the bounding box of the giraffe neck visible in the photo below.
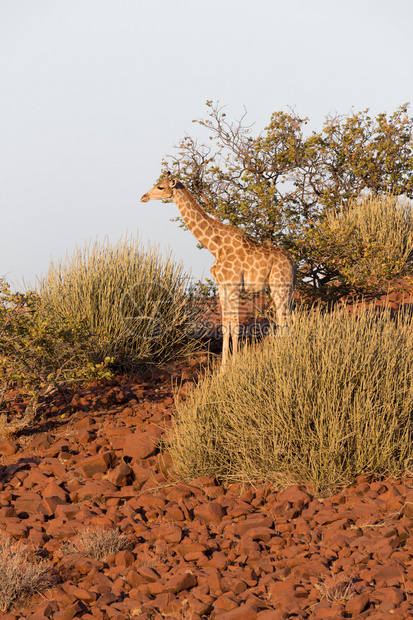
[172,186,222,256]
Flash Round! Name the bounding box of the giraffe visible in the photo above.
[141,172,296,368]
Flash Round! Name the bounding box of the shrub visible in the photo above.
[63,527,129,561]
[0,537,51,612]
[38,237,200,370]
[0,279,112,419]
[169,305,413,494]
[327,193,413,284]
[297,194,413,301]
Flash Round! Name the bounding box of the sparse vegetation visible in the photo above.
[38,237,201,370]
[63,527,129,561]
[315,575,354,604]
[169,305,413,494]
[0,537,52,612]
[0,278,112,436]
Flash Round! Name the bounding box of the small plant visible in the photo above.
[315,575,354,604]
[169,304,413,494]
[63,527,129,561]
[0,537,52,612]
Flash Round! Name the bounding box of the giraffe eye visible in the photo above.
[158,186,164,190]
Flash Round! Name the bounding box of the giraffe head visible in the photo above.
[141,172,178,203]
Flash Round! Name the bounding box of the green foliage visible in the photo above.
[295,193,413,302]
[167,101,413,300]
[169,306,413,494]
[38,237,200,370]
[0,279,111,402]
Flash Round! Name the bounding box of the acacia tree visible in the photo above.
[166,101,413,301]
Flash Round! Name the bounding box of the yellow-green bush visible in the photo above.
[0,279,110,400]
[326,193,413,285]
[38,237,199,370]
[169,305,413,494]
[295,193,413,302]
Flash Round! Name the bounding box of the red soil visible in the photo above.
[1,361,413,620]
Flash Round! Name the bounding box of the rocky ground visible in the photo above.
[1,363,413,620]
[1,284,413,620]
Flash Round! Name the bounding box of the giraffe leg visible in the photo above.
[218,284,230,368]
[270,282,294,334]
[228,286,240,362]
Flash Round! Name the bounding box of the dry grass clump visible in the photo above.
[315,575,354,604]
[326,193,413,285]
[169,305,413,494]
[63,527,129,561]
[0,537,51,612]
[38,237,200,370]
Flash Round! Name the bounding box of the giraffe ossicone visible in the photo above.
[141,172,296,368]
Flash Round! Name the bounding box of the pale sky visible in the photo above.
[1,0,412,288]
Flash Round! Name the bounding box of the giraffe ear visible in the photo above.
[171,179,177,188]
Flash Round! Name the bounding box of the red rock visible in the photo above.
[0,439,18,455]
[194,502,224,524]
[267,500,290,517]
[151,523,183,544]
[163,571,198,593]
[372,561,404,584]
[78,431,96,445]
[313,510,343,525]
[130,463,152,489]
[176,541,209,556]
[345,592,370,616]
[22,470,50,489]
[71,586,98,602]
[258,612,287,620]
[76,479,117,501]
[0,506,17,517]
[234,516,274,537]
[123,431,158,460]
[290,560,330,579]
[82,451,114,477]
[55,504,80,519]
[192,475,219,487]
[215,594,239,611]
[14,492,43,514]
[43,480,68,501]
[28,528,48,545]
[73,415,96,430]
[220,577,247,595]
[277,484,312,507]
[164,505,185,521]
[373,586,405,605]
[186,595,213,616]
[107,461,133,487]
[60,602,85,620]
[30,433,52,450]
[242,526,276,543]
[312,604,345,618]
[115,549,134,566]
[213,603,259,619]
[209,551,228,570]
[136,565,160,582]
